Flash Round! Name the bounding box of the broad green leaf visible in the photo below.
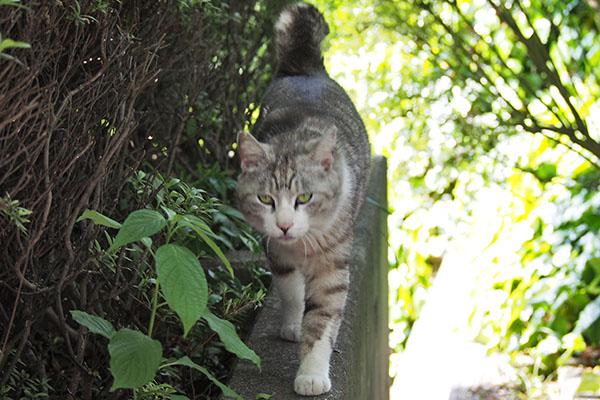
[203,311,260,370]
[77,209,122,229]
[168,356,242,400]
[178,215,233,276]
[70,310,116,339]
[109,209,166,252]
[108,329,162,391]
[155,244,207,337]
[574,295,600,334]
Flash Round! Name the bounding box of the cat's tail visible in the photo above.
[274,2,329,76]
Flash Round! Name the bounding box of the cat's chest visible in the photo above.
[270,241,316,267]
[267,234,348,275]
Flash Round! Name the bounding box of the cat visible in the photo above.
[236,2,371,396]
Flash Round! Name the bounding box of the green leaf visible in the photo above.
[218,204,246,221]
[577,371,600,394]
[0,38,30,52]
[0,0,29,8]
[366,196,393,214]
[70,310,116,339]
[178,215,233,276]
[108,329,162,391]
[167,356,242,400]
[109,209,166,252]
[155,244,208,337]
[160,206,177,222]
[256,394,274,399]
[203,311,260,370]
[574,295,600,334]
[0,52,19,63]
[77,209,122,229]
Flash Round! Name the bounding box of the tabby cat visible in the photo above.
[236,2,371,396]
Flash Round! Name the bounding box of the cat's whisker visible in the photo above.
[300,237,308,261]
[303,232,316,253]
[265,235,272,253]
[306,232,324,254]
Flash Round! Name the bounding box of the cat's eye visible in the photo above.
[296,193,313,205]
[258,194,274,206]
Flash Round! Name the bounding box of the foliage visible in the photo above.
[313,0,600,393]
[0,193,32,236]
[128,170,261,255]
[73,172,265,398]
[0,356,53,400]
[374,0,600,164]
[472,164,600,377]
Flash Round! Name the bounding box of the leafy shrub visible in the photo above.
[73,172,267,398]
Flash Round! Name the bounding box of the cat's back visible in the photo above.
[255,73,368,153]
[249,2,370,214]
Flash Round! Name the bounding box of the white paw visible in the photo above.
[280,323,301,342]
[294,374,331,396]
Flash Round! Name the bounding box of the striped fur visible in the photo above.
[237,2,370,396]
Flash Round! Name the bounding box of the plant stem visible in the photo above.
[148,278,160,337]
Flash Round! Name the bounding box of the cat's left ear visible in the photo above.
[313,126,337,171]
[237,131,270,172]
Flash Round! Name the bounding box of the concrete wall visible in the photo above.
[227,156,389,399]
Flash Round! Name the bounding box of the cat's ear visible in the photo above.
[312,126,337,171]
[237,131,269,172]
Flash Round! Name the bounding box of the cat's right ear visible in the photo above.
[237,132,269,172]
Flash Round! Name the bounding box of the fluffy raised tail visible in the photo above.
[274,2,329,76]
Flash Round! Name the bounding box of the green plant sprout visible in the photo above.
[0,193,33,235]
[0,1,30,65]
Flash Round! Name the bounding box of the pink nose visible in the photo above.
[277,222,292,234]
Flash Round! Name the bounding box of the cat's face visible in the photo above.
[236,130,340,242]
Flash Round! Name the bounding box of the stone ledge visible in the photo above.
[227,155,389,400]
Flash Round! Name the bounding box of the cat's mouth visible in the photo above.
[276,233,297,242]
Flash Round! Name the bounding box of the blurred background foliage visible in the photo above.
[315,0,600,394]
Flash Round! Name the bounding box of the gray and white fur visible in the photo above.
[237,2,370,396]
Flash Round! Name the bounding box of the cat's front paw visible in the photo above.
[280,323,301,342]
[294,374,331,396]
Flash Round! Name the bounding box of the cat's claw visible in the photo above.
[280,324,301,342]
[294,374,331,396]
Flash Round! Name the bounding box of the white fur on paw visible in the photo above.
[294,374,331,396]
[280,324,301,342]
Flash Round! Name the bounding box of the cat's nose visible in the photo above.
[277,222,293,234]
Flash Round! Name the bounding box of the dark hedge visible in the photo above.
[0,0,283,397]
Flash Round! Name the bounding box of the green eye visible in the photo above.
[258,194,274,205]
[296,193,313,205]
